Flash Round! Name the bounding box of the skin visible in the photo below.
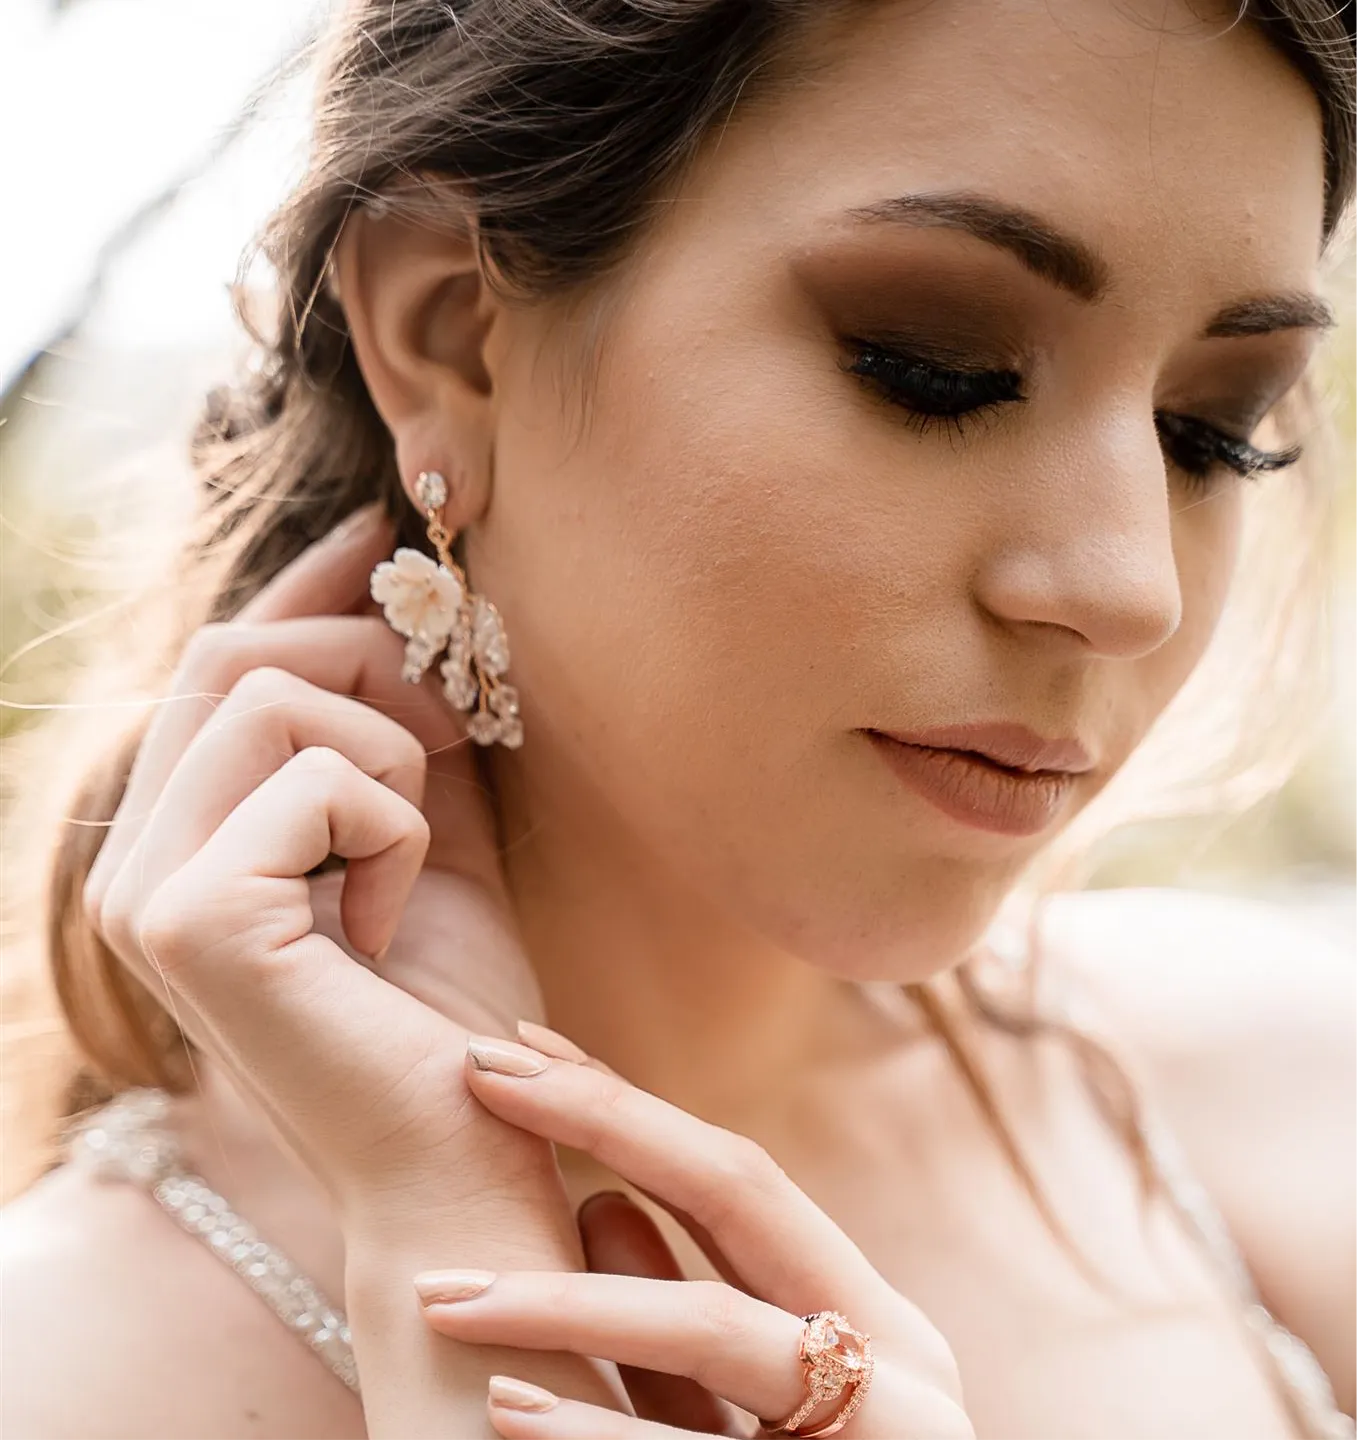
[348,0,1325,1095]
[1,1,1351,1437]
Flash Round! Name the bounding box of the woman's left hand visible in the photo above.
[411,1025,976,1439]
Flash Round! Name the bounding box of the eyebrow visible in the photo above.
[846,190,1335,336]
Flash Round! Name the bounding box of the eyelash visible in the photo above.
[842,339,1303,488]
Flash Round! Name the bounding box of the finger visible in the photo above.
[416,1270,807,1426]
[236,500,392,621]
[515,1027,763,1295]
[85,613,474,915]
[133,744,464,1193]
[461,1038,899,1328]
[485,1381,732,1440]
[485,1371,976,1440]
[136,746,445,1164]
[142,744,430,989]
[97,669,428,982]
[579,1192,736,1436]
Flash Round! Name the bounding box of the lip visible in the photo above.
[865,724,1091,837]
[875,723,1094,775]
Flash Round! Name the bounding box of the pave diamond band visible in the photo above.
[759,1310,875,1438]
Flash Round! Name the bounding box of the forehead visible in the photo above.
[674,0,1326,298]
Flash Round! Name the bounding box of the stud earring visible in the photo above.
[368,470,523,749]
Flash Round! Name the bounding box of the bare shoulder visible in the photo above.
[0,1163,364,1440]
[1038,885,1355,1413]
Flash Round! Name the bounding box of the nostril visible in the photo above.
[974,537,1184,661]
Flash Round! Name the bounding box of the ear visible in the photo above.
[332,204,500,524]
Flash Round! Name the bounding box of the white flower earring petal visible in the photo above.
[369,468,525,750]
[369,547,464,681]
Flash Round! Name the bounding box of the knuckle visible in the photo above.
[134,882,194,974]
[537,1270,578,1312]
[584,1071,635,1141]
[911,1321,966,1400]
[290,743,353,780]
[225,663,303,710]
[177,621,267,693]
[718,1129,784,1192]
[402,806,433,848]
[177,620,235,677]
[394,720,428,770]
[688,1283,753,1388]
[354,613,395,650]
[694,1281,752,1348]
[921,1393,979,1440]
[380,719,428,782]
[94,865,140,961]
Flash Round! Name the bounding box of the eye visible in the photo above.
[1154,411,1303,493]
[841,338,1026,439]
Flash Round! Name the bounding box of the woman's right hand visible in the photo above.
[80,501,547,1208]
[79,501,630,1435]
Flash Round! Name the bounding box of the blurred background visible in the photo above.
[1,0,1353,948]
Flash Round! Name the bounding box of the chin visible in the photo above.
[773,856,1017,987]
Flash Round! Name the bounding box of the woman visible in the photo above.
[1,1,1352,1436]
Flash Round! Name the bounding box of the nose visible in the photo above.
[972,421,1184,659]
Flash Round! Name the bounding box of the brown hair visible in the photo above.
[3,2,1354,1271]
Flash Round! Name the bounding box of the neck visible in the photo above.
[492,751,888,1126]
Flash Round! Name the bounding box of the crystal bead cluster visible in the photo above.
[65,1089,360,1396]
[368,469,523,748]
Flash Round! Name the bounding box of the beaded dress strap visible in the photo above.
[63,1088,360,1395]
[1143,1112,1353,1440]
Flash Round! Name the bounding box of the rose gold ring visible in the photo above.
[758,1310,875,1438]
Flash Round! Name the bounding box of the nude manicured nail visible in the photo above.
[413,1269,496,1304]
[466,1035,550,1077]
[516,1019,589,1063]
[488,1375,558,1412]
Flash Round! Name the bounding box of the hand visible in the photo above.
[411,1027,976,1439]
[79,502,547,1207]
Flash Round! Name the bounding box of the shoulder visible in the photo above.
[1037,886,1355,1413]
[0,1162,363,1439]
[1038,885,1353,1092]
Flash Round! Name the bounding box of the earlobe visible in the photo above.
[332,202,499,519]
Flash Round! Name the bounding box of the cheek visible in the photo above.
[476,312,997,977]
[1142,484,1246,707]
[485,321,871,792]
[487,302,914,758]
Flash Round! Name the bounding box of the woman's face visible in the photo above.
[470,0,1329,979]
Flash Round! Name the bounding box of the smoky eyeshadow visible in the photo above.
[788,236,1039,374]
[1157,343,1316,438]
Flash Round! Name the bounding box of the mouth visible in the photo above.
[865,724,1093,838]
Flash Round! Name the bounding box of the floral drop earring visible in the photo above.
[368,469,523,749]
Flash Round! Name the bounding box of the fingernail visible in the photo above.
[413,1268,496,1304]
[516,1018,589,1064]
[488,1375,558,1413]
[467,1035,550,1077]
